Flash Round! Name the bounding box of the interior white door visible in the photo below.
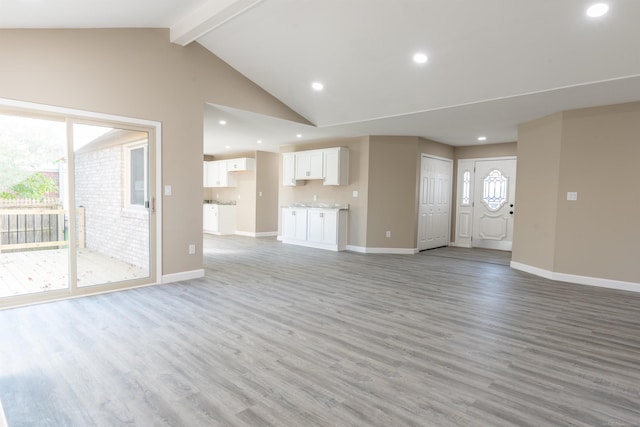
[418,156,452,250]
[472,159,516,250]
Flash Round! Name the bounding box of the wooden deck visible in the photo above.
[0,248,147,298]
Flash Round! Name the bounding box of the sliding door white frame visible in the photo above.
[0,97,162,309]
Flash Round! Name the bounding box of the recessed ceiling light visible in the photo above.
[586,3,609,17]
[296,134,302,138]
[477,136,487,141]
[311,81,324,91]
[219,120,227,125]
[257,140,263,144]
[225,145,231,149]
[413,53,428,64]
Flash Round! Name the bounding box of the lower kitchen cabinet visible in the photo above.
[282,207,308,241]
[281,207,347,251]
[203,204,236,235]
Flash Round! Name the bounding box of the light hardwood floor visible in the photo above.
[1,235,639,426]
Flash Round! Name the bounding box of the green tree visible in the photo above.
[0,114,66,194]
[1,172,58,200]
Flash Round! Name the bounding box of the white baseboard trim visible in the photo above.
[235,231,278,237]
[162,269,205,284]
[346,245,419,255]
[510,261,640,293]
[510,262,554,280]
[282,238,344,252]
[451,241,472,248]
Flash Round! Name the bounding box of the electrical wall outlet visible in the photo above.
[188,244,196,255]
[385,231,391,238]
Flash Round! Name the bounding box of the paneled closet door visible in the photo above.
[417,155,452,251]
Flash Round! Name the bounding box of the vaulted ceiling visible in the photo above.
[3,0,640,154]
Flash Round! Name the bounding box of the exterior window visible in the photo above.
[124,141,148,209]
[462,170,471,206]
[482,169,507,211]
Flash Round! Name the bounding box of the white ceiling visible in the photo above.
[3,0,640,155]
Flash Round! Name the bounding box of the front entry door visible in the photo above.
[472,159,516,250]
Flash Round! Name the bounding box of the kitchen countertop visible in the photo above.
[281,203,349,210]
[204,200,236,205]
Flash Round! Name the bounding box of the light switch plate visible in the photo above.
[567,191,578,201]
[164,185,172,196]
[352,190,359,198]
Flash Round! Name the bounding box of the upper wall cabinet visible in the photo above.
[227,157,255,172]
[295,150,324,180]
[323,147,349,186]
[203,160,237,187]
[282,153,297,186]
[282,147,349,186]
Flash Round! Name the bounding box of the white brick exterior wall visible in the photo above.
[75,146,149,270]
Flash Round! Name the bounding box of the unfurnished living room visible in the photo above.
[1,1,639,426]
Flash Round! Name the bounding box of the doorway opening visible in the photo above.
[454,157,517,251]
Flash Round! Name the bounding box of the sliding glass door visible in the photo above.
[72,122,152,288]
[0,113,69,298]
[0,107,157,307]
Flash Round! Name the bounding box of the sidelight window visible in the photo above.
[461,170,471,206]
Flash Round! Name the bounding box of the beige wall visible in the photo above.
[419,137,456,160]
[0,29,307,275]
[513,103,640,283]
[255,151,279,233]
[279,136,370,247]
[512,114,563,271]
[455,142,517,159]
[555,103,640,282]
[365,136,454,249]
[367,136,419,248]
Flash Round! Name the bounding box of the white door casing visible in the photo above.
[418,156,452,251]
[455,158,517,250]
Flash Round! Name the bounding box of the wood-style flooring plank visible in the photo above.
[1,235,639,426]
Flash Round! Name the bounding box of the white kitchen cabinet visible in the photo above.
[282,207,347,251]
[282,153,297,186]
[294,150,324,180]
[203,204,217,233]
[227,157,255,172]
[282,207,308,240]
[307,209,339,245]
[203,162,210,187]
[323,147,349,186]
[203,204,236,235]
[203,160,236,187]
[282,147,349,186]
